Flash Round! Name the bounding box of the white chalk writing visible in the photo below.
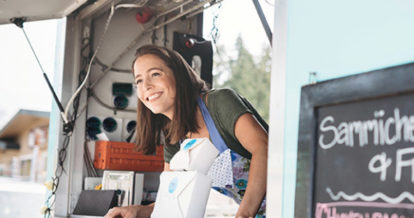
[395,147,414,183]
[326,187,414,204]
[319,108,414,149]
[368,152,392,181]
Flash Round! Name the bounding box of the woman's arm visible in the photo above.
[234,113,268,217]
[164,162,171,171]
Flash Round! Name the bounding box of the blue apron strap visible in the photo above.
[197,96,228,153]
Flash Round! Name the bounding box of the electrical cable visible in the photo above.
[151,0,216,31]
[63,2,116,123]
[154,0,193,19]
[44,1,223,215]
[88,32,147,90]
[151,17,160,44]
[8,17,81,217]
[67,1,150,110]
[64,1,147,121]
[264,0,275,6]
[74,1,151,178]
[43,55,87,218]
[43,75,84,218]
[77,0,149,95]
[90,90,136,113]
[185,0,224,19]
[163,16,168,46]
[44,134,71,218]
[94,57,131,73]
[83,141,97,177]
[75,104,88,121]
[89,0,218,90]
[210,2,222,44]
[14,2,150,217]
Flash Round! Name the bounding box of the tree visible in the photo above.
[213,36,271,122]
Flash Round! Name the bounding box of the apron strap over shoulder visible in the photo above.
[197,97,228,153]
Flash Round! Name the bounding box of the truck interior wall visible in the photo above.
[53,15,83,217]
[53,4,201,216]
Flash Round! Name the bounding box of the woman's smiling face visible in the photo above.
[133,54,176,119]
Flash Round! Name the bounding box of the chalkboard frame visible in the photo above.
[294,62,414,218]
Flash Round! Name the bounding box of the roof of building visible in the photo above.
[0,109,49,139]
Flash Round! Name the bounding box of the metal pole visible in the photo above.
[252,0,273,46]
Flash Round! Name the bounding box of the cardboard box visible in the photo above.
[151,171,212,218]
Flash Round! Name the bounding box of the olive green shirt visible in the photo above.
[164,88,259,163]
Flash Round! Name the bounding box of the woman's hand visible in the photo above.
[104,204,154,218]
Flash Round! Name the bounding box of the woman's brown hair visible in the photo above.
[132,44,208,154]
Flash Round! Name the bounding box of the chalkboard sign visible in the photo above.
[295,63,414,218]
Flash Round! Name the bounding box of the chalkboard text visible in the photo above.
[319,108,414,149]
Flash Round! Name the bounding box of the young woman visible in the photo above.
[104,45,268,218]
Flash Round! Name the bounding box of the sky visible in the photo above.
[0,0,274,127]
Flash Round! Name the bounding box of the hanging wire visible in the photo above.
[264,0,275,6]
[64,1,149,122]
[89,0,219,91]
[63,2,116,122]
[94,58,131,73]
[83,140,98,177]
[44,134,71,218]
[10,17,79,218]
[41,1,152,216]
[43,66,86,218]
[210,2,222,45]
[151,16,161,44]
[64,0,151,119]
[163,15,168,47]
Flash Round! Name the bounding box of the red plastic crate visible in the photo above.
[93,141,164,172]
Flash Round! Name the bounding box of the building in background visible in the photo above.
[0,109,49,183]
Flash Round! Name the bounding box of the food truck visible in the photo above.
[2,0,414,217]
[0,0,277,217]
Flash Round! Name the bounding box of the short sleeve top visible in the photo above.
[164,88,256,163]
